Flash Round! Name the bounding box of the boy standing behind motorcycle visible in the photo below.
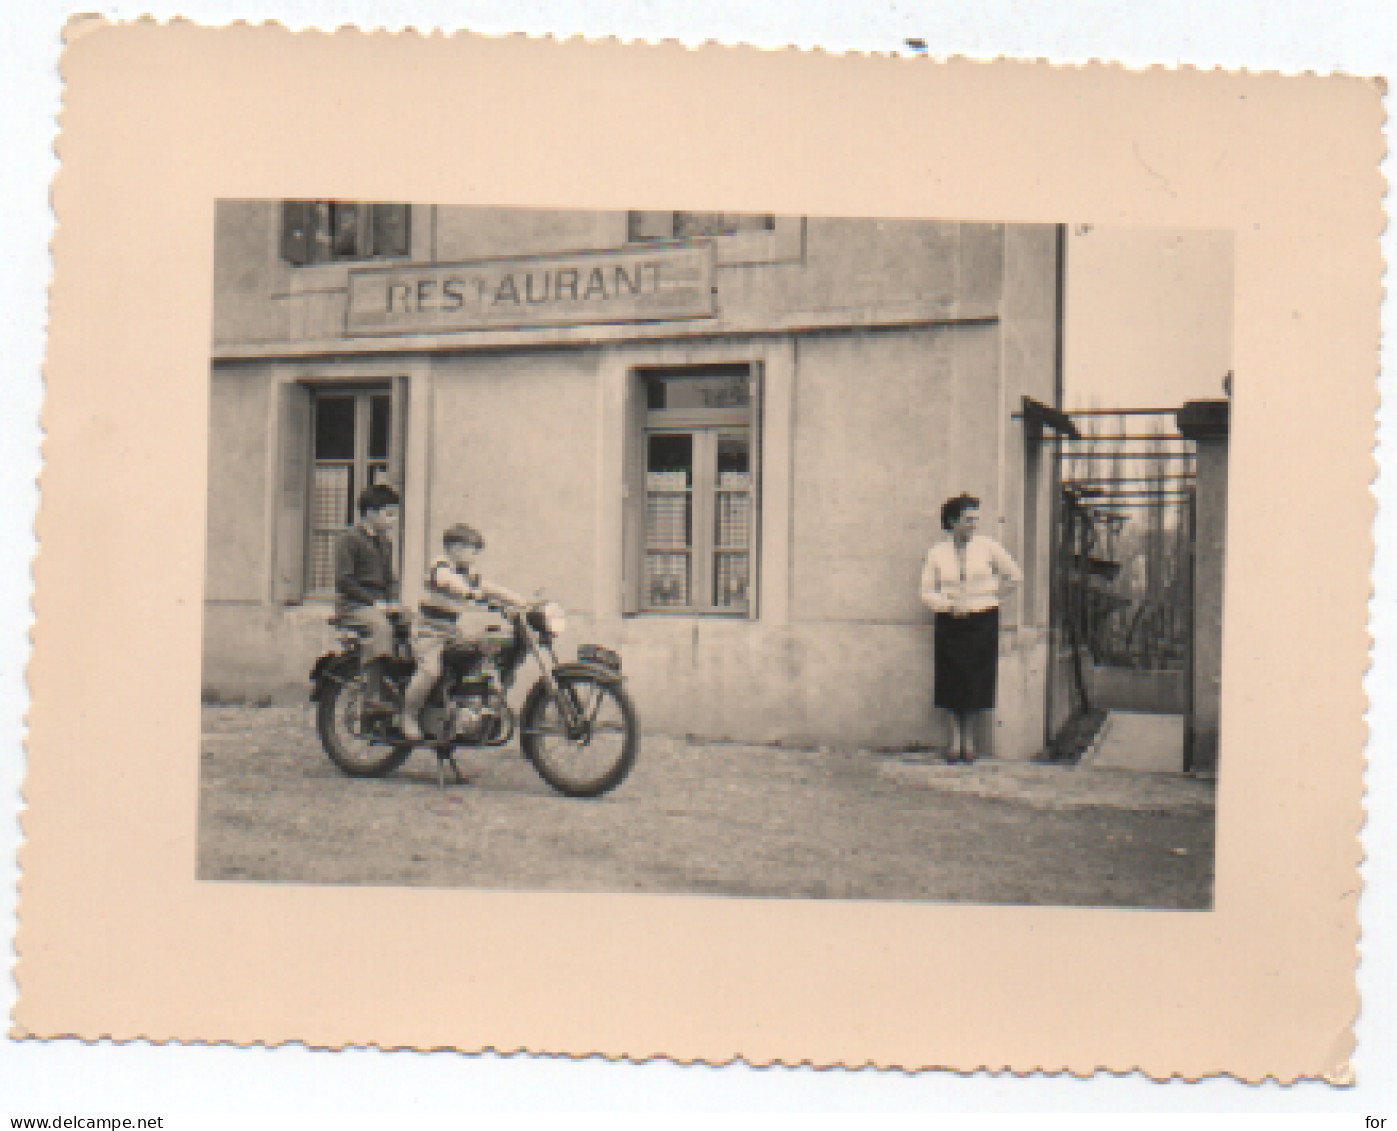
[399,523,526,742]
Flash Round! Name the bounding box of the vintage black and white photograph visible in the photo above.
[198,202,1231,909]
[23,21,1378,1079]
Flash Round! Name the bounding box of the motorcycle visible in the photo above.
[309,599,639,798]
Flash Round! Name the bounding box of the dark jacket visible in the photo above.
[335,523,398,610]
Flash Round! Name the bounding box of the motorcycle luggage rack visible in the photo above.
[579,644,622,672]
[328,614,410,636]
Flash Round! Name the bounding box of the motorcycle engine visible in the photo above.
[446,689,497,743]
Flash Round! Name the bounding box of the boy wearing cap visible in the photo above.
[400,523,526,742]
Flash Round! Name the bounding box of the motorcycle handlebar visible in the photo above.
[477,598,528,618]
[375,598,549,621]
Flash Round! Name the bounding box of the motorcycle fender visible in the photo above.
[309,653,358,702]
[550,661,625,686]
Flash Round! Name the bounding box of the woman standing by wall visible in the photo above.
[921,493,1023,763]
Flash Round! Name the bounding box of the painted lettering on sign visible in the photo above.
[347,248,712,334]
[383,262,665,315]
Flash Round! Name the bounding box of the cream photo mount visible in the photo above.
[20,21,1380,1080]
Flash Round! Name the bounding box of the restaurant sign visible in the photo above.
[347,246,714,335]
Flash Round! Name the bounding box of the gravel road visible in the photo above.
[198,705,1215,908]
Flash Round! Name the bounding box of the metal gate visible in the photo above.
[1047,409,1198,763]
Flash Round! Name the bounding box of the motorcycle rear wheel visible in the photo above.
[316,670,414,778]
[520,674,638,798]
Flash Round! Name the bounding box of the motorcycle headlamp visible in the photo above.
[540,601,567,637]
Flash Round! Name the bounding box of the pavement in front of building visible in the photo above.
[1078,711,1188,775]
[197,705,1216,908]
[872,743,1211,813]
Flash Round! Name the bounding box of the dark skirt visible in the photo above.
[934,607,1000,710]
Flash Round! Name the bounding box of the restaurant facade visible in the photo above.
[203,202,1067,758]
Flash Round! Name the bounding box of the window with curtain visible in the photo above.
[306,387,397,596]
[634,366,758,615]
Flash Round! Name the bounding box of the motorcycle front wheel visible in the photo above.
[520,673,638,798]
[316,668,414,778]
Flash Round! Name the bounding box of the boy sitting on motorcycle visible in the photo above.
[399,523,526,743]
[335,482,404,711]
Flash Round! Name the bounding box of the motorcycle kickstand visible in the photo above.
[434,747,468,787]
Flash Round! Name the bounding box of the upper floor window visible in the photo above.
[628,211,775,241]
[280,200,411,265]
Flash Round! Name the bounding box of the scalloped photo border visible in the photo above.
[16,19,1383,1081]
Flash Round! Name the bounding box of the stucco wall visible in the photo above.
[567,614,1049,755]
[204,366,272,602]
[434,207,628,262]
[603,619,940,747]
[211,203,291,345]
[1002,224,1062,623]
[211,203,1013,348]
[791,325,980,624]
[424,350,602,614]
[714,218,996,321]
[201,603,340,702]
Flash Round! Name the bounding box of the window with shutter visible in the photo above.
[372,204,410,257]
[272,382,312,603]
[279,201,412,265]
[280,201,316,267]
[271,382,406,602]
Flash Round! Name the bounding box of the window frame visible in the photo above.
[286,381,406,603]
[629,211,775,241]
[281,200,413,267]
[629,365,761,618]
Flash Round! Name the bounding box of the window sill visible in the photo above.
[631,610,754,619]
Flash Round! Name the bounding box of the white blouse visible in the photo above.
[920,535,1023,614]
